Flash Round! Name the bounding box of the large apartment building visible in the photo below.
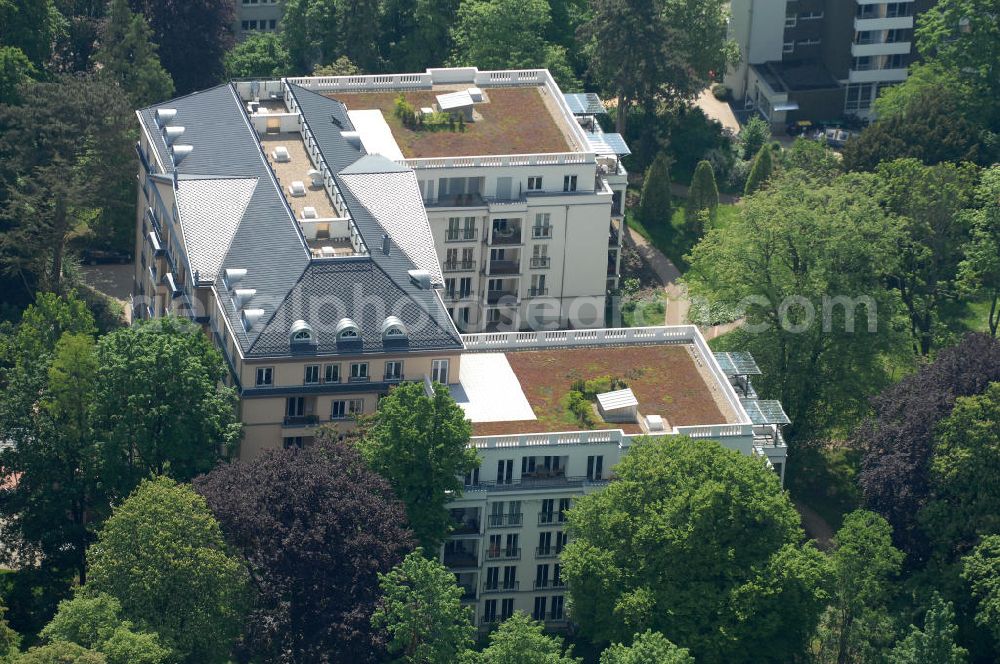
[234,0,282,34]
[725,0,933,126]
[131,69,788,631]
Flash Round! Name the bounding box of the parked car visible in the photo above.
[80,248,132,265]
[824,128,852,148]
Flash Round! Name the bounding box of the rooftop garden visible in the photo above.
[330,87,572,158]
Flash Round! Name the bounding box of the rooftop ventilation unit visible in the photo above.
[241,308,265,330]
[408,269,431,290]
[381,233,391,255]
[233,288,256,308]
[155,108,177,127]
[223,268,246,290]
[163,126,185,145]
[171,144,193,165]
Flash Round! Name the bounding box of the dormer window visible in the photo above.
[381,316,407,341]
[336,318,361,341]
[290,319,314,345]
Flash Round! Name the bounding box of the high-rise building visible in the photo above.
[725,0,933,126]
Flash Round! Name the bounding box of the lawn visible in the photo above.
[627,201,741,270]
[329,87,572,158]
[621,291,665,327]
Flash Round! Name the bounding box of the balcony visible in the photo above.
[531,226,552,240]
[446,228,479,242]
[537,512,567,526]
[486,290,519,305]
[485,547,521,561]
[383,373,404,383]
[347,375,370,384]
[482,581,519,594]
[848,67,909,84]
[529,256,550,269]
[450,508,481,535]
[426,192,486,208]
[282,415,319,428]
[608,225,619,246]
[444,290,473,300]
[533,578,566,590]
[443,549,479,569]
[535,546,560,559]
[488,260,521,275]
[489,228,522,245]
[459,584,477,601]
[487,513,523,528]
[443,260,477,272]
[543,613,567,625]
[468,475,609,493]
[527,287,549,297]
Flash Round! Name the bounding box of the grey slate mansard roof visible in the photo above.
[137,82,462,359]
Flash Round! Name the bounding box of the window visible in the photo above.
[784,13,796,27]
[562,175,577,192]
[241,20,249,30]
[500,598,514,621]
[384,360,403,381]
[382,317,407,340]
[336,318,360,340]
[447,217,461,241]
[502,565,517,590]
[532,213,551,238]
[485,566,499,591]
[464,466,480,486]
[527,176,542,191]
[331,400,347,419]
[484,600,497,623]
[797,38,821,46]
[445,278,457,297]
[283,436,303,449]
[349,399,364,417]
[533,596,547,620]
[459,277,472,298]
[783,41,794,53]
[304,365,320,384]
[550,596,564,619]
[268,19,276,29]
[530,274,547,296]
[431,359,449,383]
[587,455,604,480]
[350,362,369,381]
[286,397,305,417]
[800,11,823,20]
[255,367,273,386]
[496,459,513,485]
[324,364,340,383]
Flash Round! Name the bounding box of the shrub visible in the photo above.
[711,83,729,101]
[565,391,598,428]
[739,116,771,160]
[570,376,627,399]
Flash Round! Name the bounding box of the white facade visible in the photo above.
[725,0,789,100]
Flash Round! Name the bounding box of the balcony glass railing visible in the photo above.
[443,550,479,568]
[490,229,522,245]
[282,415,319,427]
[446,228,478,242]
[530,256,550,269]
[486,290,518,305]
[485,547,521,561]
[487,513,523,528]
[527,287,549,297]
[537,511,568,526]
[443,260,477,272]
[482,581,519,593]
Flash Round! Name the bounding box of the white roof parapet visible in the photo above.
[461,325,699,351]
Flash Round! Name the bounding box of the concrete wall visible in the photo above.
[725,0,789,98]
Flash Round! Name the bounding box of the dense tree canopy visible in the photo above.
[599,631,694,664]
[95,0,174,108]
[224,32,292,79]
[686,171,899,437]
[92,317,240,499]
[127,0,234,94]
[282,0,381,73]
[958,166,1000,337]
[87,477,248,663]
[473,612,579,664]
[888,593,967,664]
[355,382,476,551]
[195,440,414,663]
[562,437,829,662]
[372,549,474,664]
[855,334,1000,558]
[962,535,1000,646]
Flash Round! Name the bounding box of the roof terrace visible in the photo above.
[330,86,576,158]
[452,327,744,437]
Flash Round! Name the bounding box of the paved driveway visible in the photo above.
[80,263,134,302]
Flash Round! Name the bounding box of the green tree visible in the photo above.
[874,62,977,121]
[685,159,718,235]
[0,601,20,661]
[579,0,736,134]
[958,166,1000,337]
[356,382,476,551]
[739,116,771,160]
[843,86,984,172]
[281,0,381,73]
[599,630,693,664]
[311,54,359,76]
[128,0,234,94]
[921,384,1000,555]
[962,535,1000,645]
[685,173,899,436]
[916,0,1000,121]
[781,138,841,180]
[562,437,830,662]
[448,0,579,90]
[0,76,135,295]
[40,593,171,664]
[814,510,904,664]
[473,612,579,664]
[743,145,773,196]
[637,152,672,229]
[0,0,62,69]
[372,549,474,663]
[224,31,292,79]
[888,593,966,664]
[95,0,174,108]
[92,317,240,500]
[384,0,460,71]
[16,642,105,664]
[876,158,978,355]
[0,46,36,105]
[86,477,248,663]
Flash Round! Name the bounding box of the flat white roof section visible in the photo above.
[450,353,536,423]
[596,388,638,411]
[346,109,405,161]
[436,89,475,111]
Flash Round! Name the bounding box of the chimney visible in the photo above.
[381,233,391,255]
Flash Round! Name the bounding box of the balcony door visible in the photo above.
[496,177,512,200]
